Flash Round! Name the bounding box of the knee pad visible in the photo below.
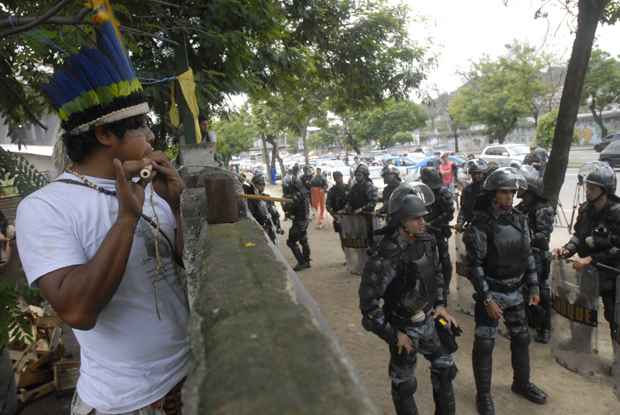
[510,329,530,347]
[432,364,458,383]
[392,378,417,398]
[473,336,495,354]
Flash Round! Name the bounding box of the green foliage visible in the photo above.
[535,109,578,148]
[0,146,49,197]
[448,41,548,143]
[1,0,430,149]
[582,48,620,137]
[214,109,256,165]
[351,99,427,148]
[0,282,42,349]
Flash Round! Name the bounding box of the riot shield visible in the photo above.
[339,214,378,275]
[551,258,600,376]
[455,230,475,316]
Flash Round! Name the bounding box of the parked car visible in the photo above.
[594,132,620,152]
[479,144,530,167]
[599,139,620,168]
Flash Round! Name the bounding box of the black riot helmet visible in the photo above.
[388,182,435,224]
[251,173,266,187]
[466,159,488,175]
[381,165,400,178]
[580,161,617,195]
[355,163,370,177]
[420,167,442,190]
[483,167,527,192]
[519,165,544,198]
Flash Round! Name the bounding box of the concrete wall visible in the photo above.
[179,158,377,414]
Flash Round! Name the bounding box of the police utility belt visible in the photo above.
[389,304,432,328]
[485,275,524,293]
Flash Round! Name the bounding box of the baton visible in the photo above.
[239,193,292,204]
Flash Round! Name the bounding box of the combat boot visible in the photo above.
[511,331,547,404]
[473,337,495,415]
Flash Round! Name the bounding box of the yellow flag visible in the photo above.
[176,68,202,144]
[169,82,180,128]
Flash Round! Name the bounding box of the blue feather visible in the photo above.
[96,21,135,82]
[41,82,65,109]
[81,48,122,84]
[68,52,115,95]
[51,71,89,105]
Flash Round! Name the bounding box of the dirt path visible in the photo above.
[271,189,618,414]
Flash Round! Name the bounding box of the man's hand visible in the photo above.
[114,159,145,224]
[553,247,571,258]
[484,299,503,321]
[572,256,592,271]
[433,306,458,328]
[454,223,464,233]
[396,331,414,355]
[149,151,185,212]
[529,295,540,306]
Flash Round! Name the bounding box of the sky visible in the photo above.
[409,0,620,96]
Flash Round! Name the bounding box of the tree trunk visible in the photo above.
[266,135,286,180]
[589,98,608,138]
[543,0,605,205]
[260,134,272,183]
[453,128,459,153]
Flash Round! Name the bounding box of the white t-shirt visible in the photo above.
[16,172,190,414]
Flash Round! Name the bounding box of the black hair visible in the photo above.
[63,114,149,163]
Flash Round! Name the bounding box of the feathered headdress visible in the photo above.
[42,0,148,135]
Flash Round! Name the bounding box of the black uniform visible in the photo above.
[300,173,314,197]
[360,232,456,415]
[465,203,546,413]
[347,176,378,245]
[563,198,620,341]
[348,179,378,212]
[283,178,311,270]
[426,187,455,294]
[457,180,484,227]
[516,197,554,339]
[243,183,281,243]
[326,182,349,233]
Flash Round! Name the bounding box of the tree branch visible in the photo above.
[0,6,91,38]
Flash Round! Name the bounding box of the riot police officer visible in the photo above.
[347,164,378,212]
[420,167,455,296]
[359,183,458,415]
[347,164,378,244]
[456,159,488,231]
[516,166,554,343]
[556,161,620,346]
[465,167,547,414]
[244,174,283,243]
[326,171,349,235]
[523,146,548,176]
[379,165,401,214]
[282,175,312,271]
[300,165,314,195]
